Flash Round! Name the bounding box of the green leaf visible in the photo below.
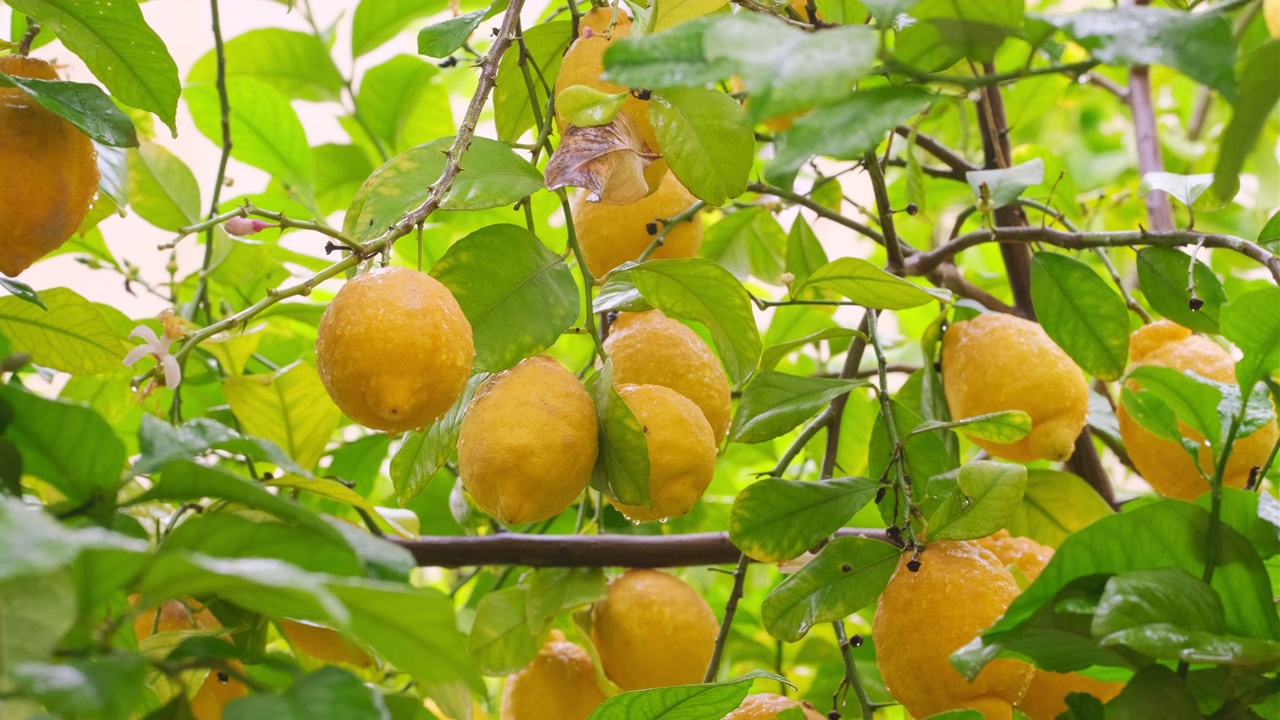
[430,225,578,373]
[558,85,628,128]
[1030,252,1130,381]
[133,415,307,476]
[966,158,1044,209]
[894,0,1023,68]
[10,655,149,720]
[587,671,789,720]
[226,667,388,720]
[768,87,933,184]
[7,0,180,130]
[417,2,504,58]
[1215,42,1280,200]
[188,29,344,102]
[760,328,858,373]
[0,287,128,375]
[730,476,882,563]
[352,0,450,57]
[926,461,1028,542]
[127,139,201,230]
[494,22,572,142]
[186,79,315,195]
[0,385,126,505]
[728,372,864,444]
[1220,285,1280,391]
[1092,568,1226,639]
[161,513,365,578]
[0,570,77,674]
[356,55,454,154]
[650,0,728,32]
[701,207,787,284]
[785,217,828,291]
[793,257,946,309]
[912,411,1032,445]
[525,568,607,630]
[1005,470,1113,548]
[344,137,544,243]
[0,72,137,147]
[222,362,341,472]
[762,536,899,642]
[0,277,46,310]
[649,88,752,206]
[0,495,144,581]
[1121,386,1198,461]
[1126,366,1222,448]
[391,373,489,505]
[1138,172,1213,208]
[587,360,651,507]
[315,144,377,215]
[1135,247,1227,334]
[1104,666,1201,720]
[601,18,730,90]
[468,587,542,675]
[1043,6,1235,100]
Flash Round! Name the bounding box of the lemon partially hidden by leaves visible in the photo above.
[0,55,99,277]
[942,313,1089,462]
[610,383,716,523]
[500,630,606,720]
[605,310,731,443]
[131,597,219,641]
[280,619,373,668]
[1118,320,1279,501]
[974,529,1053,582]
[190,664,248,720]
[573,171,703,279]
[724,693,825,720]
[873,541,1034,719]
[591,569,719,690]
[458,355,598,524]
[316,266,474,434]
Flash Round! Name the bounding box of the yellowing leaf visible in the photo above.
[223,362,340,472]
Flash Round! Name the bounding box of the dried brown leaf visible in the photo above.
[544,112,659,205]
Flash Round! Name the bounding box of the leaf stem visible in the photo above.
[17,17,39,56]
[557,189,607,360]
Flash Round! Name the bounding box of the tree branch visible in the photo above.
[893,126,978,174]
[1125,0,1175,232]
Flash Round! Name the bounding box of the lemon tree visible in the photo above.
[0,0,1279,719]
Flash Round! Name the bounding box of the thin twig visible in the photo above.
[638,201,708,263]
[702,554,750,682]
[863,151,906,272]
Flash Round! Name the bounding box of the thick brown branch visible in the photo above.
[395,528,889,568]
[1126,0,1175,232]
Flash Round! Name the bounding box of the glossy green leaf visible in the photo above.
[525,568,607,631]
[1030,252,1130,381]
[1126,365,1221,447]
[1260,210,1280,255]
[391,373,489,505]
[894,0,1023,68]
[344,138,544,243]
[352,0,450,57]
[1044,6,1235,99]
[10,655,149,720]
[760,328,859,373]
[1005,470,1113,548]
[8,0,180,130]
[160,514,365,578]
[587,360,650,507]
[315,144,377,215]
[785,217,828,292]
[926,461,1027,542]
[468,587,542,675]
[0,571,77,675]
[431,224,578,373]
[761,536,899,642]
[0,288,128,375]
[650,0,728,32]
[0,277,46,310]
[127,139,201,230]
[730,476,882,563]
[222,362,341,471]
[649,88,752,206]
[558,85,628,128]
[494,22,572,142]
[186,79,315,194]
[1104,665,1200,720]
[1215,42,1280,200]
[1101,625,1280,668]
[226,667,387,720]
[793,257,946,309]
[133,415,306,476]
[0,493,144,581]
[1220,285,1280,391]
[418,2,503,58]
[966,159,1044,209]
[770,87,933,183]
[356,55,454,154]
[1092,568,1225,638]
[729,372,864,444]
[701,207,787,284]
[0,72,137,147]
[189,29,344,102]
[913,411,1032,444]
[587,671,788,720]
[1121,386,1199,462]
[602,18,730,89]
[1135,247,1227,334]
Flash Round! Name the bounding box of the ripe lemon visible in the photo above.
[573,170,703,279]
[316,266,474,434]
[578,5,631,36]
[131,596,219,642]
[942,313,1089,462]
[591,569,719,690]
[1118,320,1279,501]
[873,541,1034,719]
[280,619,373,668]
[974,529,1054,582]
[499,630,607,720]
[604,310,731,443]
[190,663,248,720]
[1018,670,1124,720]
[0,55,99,277]
[610,383,716,523]
[725,693,824,720]
[1266,0,1280,38]
[457,355,598,524]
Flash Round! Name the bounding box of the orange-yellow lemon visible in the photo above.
[573,171,702,279]
[499,630,607,720]
[610,383,716,523]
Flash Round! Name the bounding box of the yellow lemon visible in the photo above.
[280,619,373,668]
[1118,320,1278,501]
[573,170,702,279]
[1265,0,1280,38]
[457,355,598,524]
[190,663,248,720]
[605,310,731,443]
[1018,670,1125,720]
[610,383,716,523]
[974,529,1054,582]
[0,55,99,277]
[725,693,825,720]
[591,569,719,690]
[873,541,1034,719]
[942,313,1089,462]
[316,266,474,433]
[499,630,607,720]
